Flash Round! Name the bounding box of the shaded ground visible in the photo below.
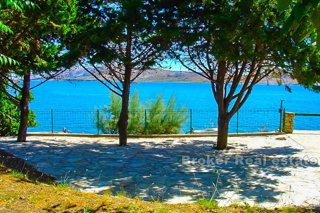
[0,131,319,208]
[1,163,317,213]
[0,148,55,183]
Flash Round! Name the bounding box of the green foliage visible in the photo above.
[0,0,77,140]
[56,183,71,191]
[155,208,169,213]
[0,54,18,66]
[10,170,27,180]
[102,93,122,134]
[0,87,36,136]
[127,93,144,134]
[116,190,128,197]
[81,208,92,213]
[196,199,218,209]
[277,0,292,12]
[95,92,187,134]
[0,0,35,66]
[0,0,78,71]
[0,93,19,136]
[281,38,320,92]
[277,0,320,46]
[145,97,164,134]
[146,96,187,134]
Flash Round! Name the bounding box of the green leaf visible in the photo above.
[292,3,310,21]
[0,22,13,34]
[278,0,291,12]
[0,54,19,66]
[311,8,320,30]
[282,15,297,33]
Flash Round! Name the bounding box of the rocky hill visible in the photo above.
[55,66,297,84]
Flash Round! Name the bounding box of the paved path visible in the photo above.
[0,132,319,207]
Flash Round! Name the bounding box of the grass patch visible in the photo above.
[196,199,218,209]
[0,163,318,212]
[10,170,27,180]
[155,207,170,213]
[81,208,92,213]
[55,182,72,191]
[116,190,129,197]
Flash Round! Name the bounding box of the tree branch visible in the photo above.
[30,69,68,90]
[79,61,122,96]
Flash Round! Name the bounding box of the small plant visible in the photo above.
[102,188,113,196]
[151,195,163,203]
[196,199,218,209]
[0,89,37,136]
[127,92,144,134]
[95,92,187,134]
[147,96,187,134]
[116,190,128,197]
[55,172,73,190]
[56,183,71,190]
[10,170,27,180]
[196,169,220,209]
[82,208,92,213]
[209,170,220,201]
[155,208,170,213]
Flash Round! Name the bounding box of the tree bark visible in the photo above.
[214,60,230,150]
[118,77,131,146]
[118,26,132,146]
[216,112,229,150]
[0,76,3,89]
[17,72,31,142]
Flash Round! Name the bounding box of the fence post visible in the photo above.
[236,111,239,134]
[97,109,100,135]
[51,109,54,133]
[189,109,193,134]
[279,100,284,132]
[144,109,147,134]
[283,111,295,133]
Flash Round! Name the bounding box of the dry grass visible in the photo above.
[0,164,317,213]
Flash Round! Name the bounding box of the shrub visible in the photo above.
[95,92,187,134]
[0,90,37,136]
[10,170,27,180]
[146,96,187,134]
[0,94,20,136]
[127,92,144,134]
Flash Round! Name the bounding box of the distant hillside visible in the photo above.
[56,67,205,82]
[55,67,297,84]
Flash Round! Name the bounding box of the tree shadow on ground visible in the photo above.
[0,137,318,205]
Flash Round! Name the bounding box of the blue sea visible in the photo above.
[29,81,320,134]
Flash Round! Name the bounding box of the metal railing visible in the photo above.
[28,108,281,135]
[293,112,320,130]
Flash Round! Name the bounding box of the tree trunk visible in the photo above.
[118,26,132,146]
[216,112,229,150]
[17,72,31,142]
[118,80,130,146]
[0,76,3,89]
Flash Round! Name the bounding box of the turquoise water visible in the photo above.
[29,81,320,133]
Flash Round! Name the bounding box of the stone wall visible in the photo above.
[283,112,295,133]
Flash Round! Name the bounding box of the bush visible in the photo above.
[0,94,19,136]
[0,89,37,136]
[146,96,187,134]
[95,92,187,134]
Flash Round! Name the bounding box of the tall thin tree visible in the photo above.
[167,0,319,149]
[0,0,77,141]
[69,0,165,146]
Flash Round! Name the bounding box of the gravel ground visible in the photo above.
[0,130,319,208]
